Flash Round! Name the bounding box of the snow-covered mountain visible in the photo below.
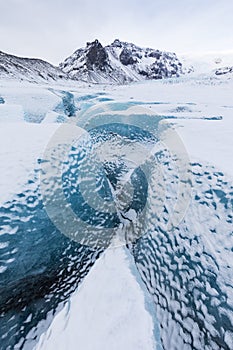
[181,51,233,79]
[1,42,233,85]
[0,51,68,83]
[60,39,183,84]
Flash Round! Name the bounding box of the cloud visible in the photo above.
[0,0,232,64]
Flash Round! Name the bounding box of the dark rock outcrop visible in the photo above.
[86,40,109,71]
[215,66,233,76]
[119,48,137,65]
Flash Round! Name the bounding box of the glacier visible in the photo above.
[0,73,233,350]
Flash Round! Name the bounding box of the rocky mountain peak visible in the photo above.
[60,39,183,84]
[85,39,109,71]
[111,39,122,47]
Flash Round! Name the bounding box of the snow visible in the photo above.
[36,245,162,350]
[108,78,233,177]
[0,65,233,349]
[0,98,163,349]
[0,123,59,204]
[0,103,24,122]
[60,39,182,84]
[180,50,233,76]
[174,116,233,177]
[0,50,68,83]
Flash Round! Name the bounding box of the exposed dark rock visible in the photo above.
[111,39,123,48]
[119,48,137,65]
[148,50,162,59]
[215,66,233,76]
[139,70,149,77]
[86,39,109,71]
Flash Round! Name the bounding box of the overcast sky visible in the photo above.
[0,0,233,65]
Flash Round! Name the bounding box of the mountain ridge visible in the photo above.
[0,50,68,83]
[0,40,232,84]
[60,39,183,84]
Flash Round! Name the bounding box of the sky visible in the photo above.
[0,0,233,65]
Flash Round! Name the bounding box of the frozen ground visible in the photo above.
[0,75,232,349]
[109,78,233,177]
[1,77,233,177]
[36,244,162,350]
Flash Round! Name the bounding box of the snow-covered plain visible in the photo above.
[109,78,233,176]
[0,73,233,349]
[1,76,233,178]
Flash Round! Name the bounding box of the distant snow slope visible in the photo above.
[0,51,68,83]
[59,39,183,84]
[181,51,233,79]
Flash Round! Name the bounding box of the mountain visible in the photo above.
[1,42,232,85]
[59,39,183,84]
[0,51,68,83]
[180,51,233,79]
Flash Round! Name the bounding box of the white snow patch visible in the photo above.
[36,246,161,350]
[0,104,24,122]
[0,123,59,204]
[109,79,233,177]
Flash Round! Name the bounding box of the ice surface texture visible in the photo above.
[132,162,233,350]
[0,81,233,349]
